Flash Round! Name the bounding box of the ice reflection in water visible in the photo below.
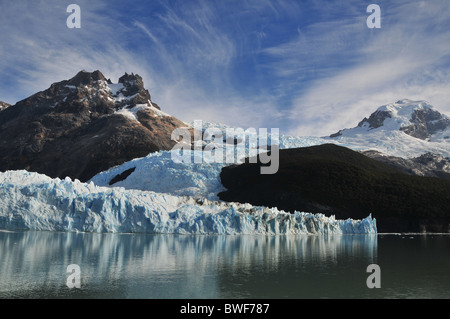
[0,231,377,298]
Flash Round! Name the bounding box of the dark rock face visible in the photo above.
[329,131,342,138]
[67,69,106,87]
[400,109,450,140]
[357,110,392,129]
[219,144,450,233]
[362,150,450,180]
[0,70,185,182]
[330,110,393,138]
[112,72,157,109]
[109,167,136,186]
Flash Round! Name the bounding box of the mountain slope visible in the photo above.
[0,70,186,182]
[218,144,450,233]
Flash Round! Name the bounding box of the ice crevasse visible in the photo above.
[0,171,377,235]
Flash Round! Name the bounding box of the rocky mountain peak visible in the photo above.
[119,72,143,87]
[400,106,449,140]
[8,70,160,117]
[67,70,107,87]
[0,70,186,182]
[111,72,155,109]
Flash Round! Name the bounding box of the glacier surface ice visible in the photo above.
[0,171,376,235]
[88,126,331,200]
[89,150,227,200]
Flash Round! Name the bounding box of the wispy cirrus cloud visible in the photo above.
[1,0,450,137]
[0,0,153,102]
[0,0,283,129]
[129,0,289,128]
[269,0,450,136]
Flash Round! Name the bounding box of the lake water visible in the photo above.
[0,230,449,299]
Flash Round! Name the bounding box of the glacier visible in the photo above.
[0,171,376,235]
[89,150,227,200]
[89,126,330,200]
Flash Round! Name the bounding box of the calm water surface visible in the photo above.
[0,231,449,299]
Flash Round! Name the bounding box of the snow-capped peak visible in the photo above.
[377,99,433,118]
[358,99,438,130]
[332,99,449,136]
[328,99,450,158]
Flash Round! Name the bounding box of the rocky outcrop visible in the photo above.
[357,110,392,130]
[400,108,450,140]
[0,101,10,111]
[362,150,450,180]
[0,70,186,182]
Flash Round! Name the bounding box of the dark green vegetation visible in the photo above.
[219,144,450,233]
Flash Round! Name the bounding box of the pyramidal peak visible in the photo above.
[66,70,107,87]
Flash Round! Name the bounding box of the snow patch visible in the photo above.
[107,83,125,96]
[114,104,149,122]
[148,100,171,118]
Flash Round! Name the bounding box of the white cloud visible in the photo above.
[151,76,285,131]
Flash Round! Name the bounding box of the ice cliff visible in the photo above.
[0,171,376,235]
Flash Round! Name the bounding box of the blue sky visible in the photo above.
[1,0,450,136]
